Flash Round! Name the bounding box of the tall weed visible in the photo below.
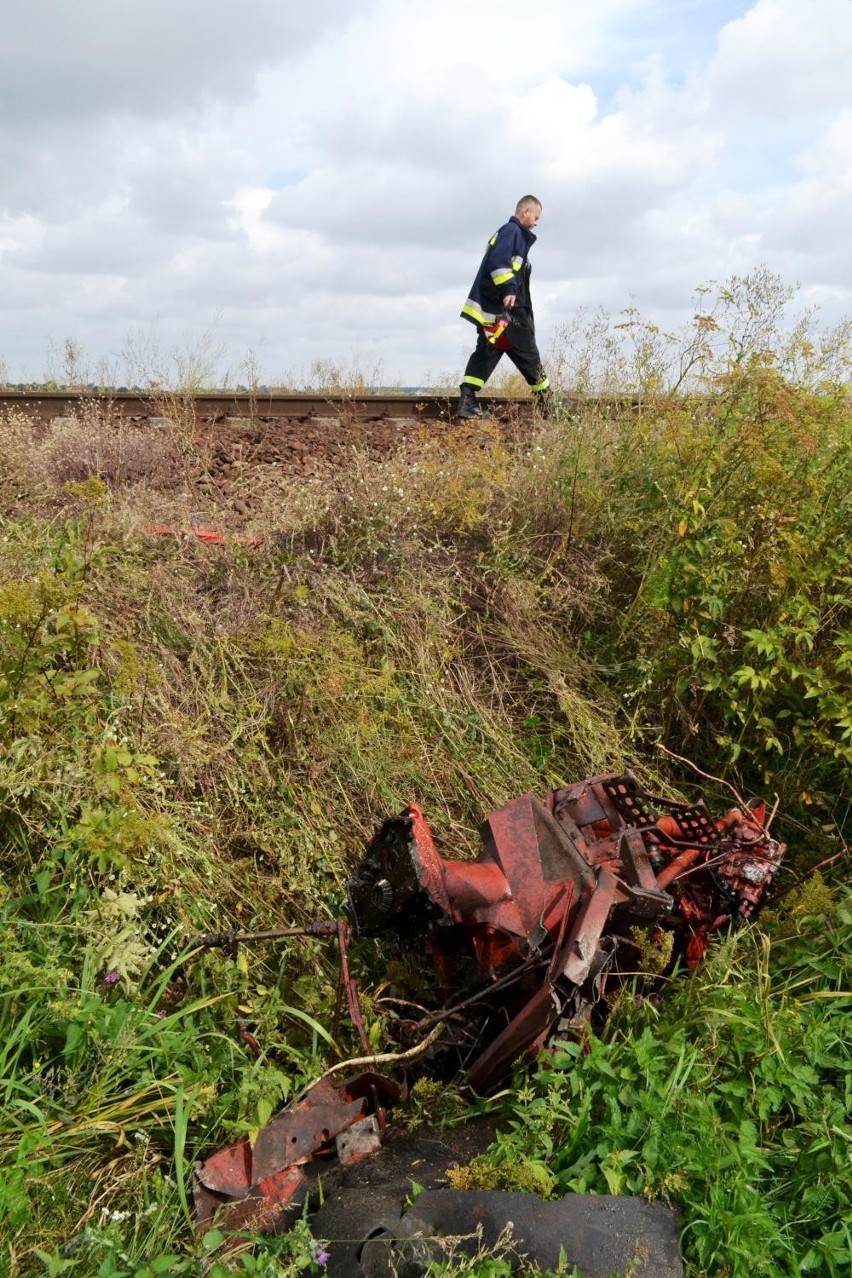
[1,272,850,1273]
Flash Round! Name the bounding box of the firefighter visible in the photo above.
[457,195,553,419]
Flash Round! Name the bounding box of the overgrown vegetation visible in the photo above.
[466,883,851,1276]
[1,274,850,1276]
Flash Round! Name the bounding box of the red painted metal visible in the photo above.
[196,770,785,1240]
[336,919,372,1056]
[194,1073,398,1233]
[349,770,785,1089]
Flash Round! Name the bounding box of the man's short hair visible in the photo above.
[515,195,542,214]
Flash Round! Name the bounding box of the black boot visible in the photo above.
[457,383,484,420]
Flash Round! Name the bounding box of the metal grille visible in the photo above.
[601,775,656,827]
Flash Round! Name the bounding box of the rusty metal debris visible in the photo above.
[194,1072,399,1234]
[348,771,785,1092]
[194,769,783,1236]
[144,520,265,548]
[190,917,372,1057]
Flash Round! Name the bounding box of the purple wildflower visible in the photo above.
[103,970,119,985]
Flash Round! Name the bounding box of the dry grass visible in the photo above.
[1,407,186,514]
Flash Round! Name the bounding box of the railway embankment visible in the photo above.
[1,357,850,1276]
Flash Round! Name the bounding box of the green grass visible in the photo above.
[472,885,852,1276]
[1,277,850,1276]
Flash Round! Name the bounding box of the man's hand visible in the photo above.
[504,294,517,309]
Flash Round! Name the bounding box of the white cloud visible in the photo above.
[0,0,352,125]
[707,0,852,122]
[1,0,851,383]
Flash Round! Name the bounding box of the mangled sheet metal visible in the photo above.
[348,771,784,1091]
[194,1073,399,1234]
[194,769,783,1235]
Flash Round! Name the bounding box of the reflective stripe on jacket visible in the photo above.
[461,216,536,329]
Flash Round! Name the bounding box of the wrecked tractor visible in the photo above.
[348,771,785,1092]
[194,771,784,1238]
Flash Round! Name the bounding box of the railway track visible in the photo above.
[0,388,644,499]
[0,390,545,493]
[0,389,532,425]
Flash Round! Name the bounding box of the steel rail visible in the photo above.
[0,389,540,422]
[0,389,650,423]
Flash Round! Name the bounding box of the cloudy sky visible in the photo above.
[1,0,851,385]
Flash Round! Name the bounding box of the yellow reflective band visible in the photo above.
[491,269,514,285]
[462,300,498,325]
[532,378,550,392]
[512,256,523,271]
[463,376,485,388]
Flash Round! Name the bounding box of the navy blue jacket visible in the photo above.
[461,216,536,329]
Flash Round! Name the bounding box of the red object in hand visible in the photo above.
[484,314,511,348]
